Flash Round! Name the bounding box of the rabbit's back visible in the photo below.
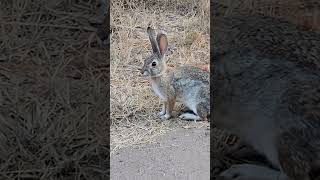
[171,66,210,113]
[173,66,209,83]
[172,66,209,97]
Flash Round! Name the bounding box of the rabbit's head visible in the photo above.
[140,27,168,77]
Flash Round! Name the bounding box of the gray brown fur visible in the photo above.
[212,1,320,180]
[140,27,210,121]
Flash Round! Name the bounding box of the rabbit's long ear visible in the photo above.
[156,32,168,57]
[147,27,160,55]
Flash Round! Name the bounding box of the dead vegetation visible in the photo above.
[0,0,108,179]
[216,0,320,31]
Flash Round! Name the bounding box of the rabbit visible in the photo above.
[140,27,210,121]
[212,2,320,180]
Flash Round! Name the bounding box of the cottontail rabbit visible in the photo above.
[212,3,320,180]
[140,27,210,121]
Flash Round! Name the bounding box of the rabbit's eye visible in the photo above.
[151,62,157,67]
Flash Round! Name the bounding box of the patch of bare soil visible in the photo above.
[111,127,210,180]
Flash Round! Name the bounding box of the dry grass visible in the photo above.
[217,0,320,31]
[110,0,210,153]
[0,0,108,179]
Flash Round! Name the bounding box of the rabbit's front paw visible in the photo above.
[161,114,171,120]
[158,110,166,116]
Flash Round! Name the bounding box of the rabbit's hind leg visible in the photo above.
[179,113,201,121]
[179,101,208,121]
[196,101,209,121]
[179,105,195,115]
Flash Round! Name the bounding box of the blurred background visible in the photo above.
[0,0,108,179]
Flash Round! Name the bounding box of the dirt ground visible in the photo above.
[111,126,210,180]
